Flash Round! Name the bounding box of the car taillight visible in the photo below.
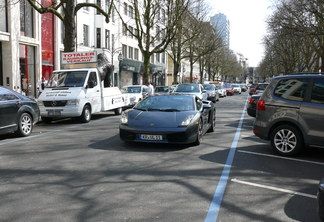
[257,100,266,111]
[249,98,255,104]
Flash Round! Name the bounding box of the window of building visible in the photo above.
[105,0,110,12]
[134,48,139,60]
[162,52,165,63]
[0,0,8,32]
[274,78,308,102]
[122,23,127,36]
[128,6,134,19]
[84,0,89,11]
[311,79,324,104]
[156,25,160,41]
[129,26,133,38]
[124,3,128,15]
[122,44,127,58]
[151,54,154,63]
[83,25,89,46]
[105,29,110,49]
[20,0,34,37]
[19,44,36,97]
[96,28,101,48]
[156,53,160,63]
[161,9,166,24]
[97,0,101,14]
[128,47,133,59]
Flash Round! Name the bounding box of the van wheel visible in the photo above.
[270,124,303,156]
[114,107,122,115]
[16,113,33,137]
[80,105,91,123]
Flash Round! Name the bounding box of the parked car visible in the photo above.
[154,86,173,95]
[253,74,324,156]
[121,85,149,106]
[119,94,216,145]
[232,84,242,94]
[249,83,269,95]
[172,83,208,100]
[247,94,262,117]
[224,83,234,96]
[0,86,40,137]
[203,84,219,102]
[318,177,324,221]
[215,85,227,97]
[240,84,248,92]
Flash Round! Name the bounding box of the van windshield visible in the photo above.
[47,71,88,88]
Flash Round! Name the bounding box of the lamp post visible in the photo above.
[101,48,123,88]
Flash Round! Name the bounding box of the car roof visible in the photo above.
[272,73,324,80]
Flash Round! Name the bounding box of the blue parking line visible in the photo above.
[204,97,248,222]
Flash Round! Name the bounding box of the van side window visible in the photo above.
[88,72,98,87]
[311,78,324,104]
[274,78,308,101]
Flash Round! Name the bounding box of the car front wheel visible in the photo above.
[16,113,33,137]
[270,124,303,156]
[193,119,203,146]
[80,105,91,123]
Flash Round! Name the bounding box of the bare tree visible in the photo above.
[25,0,114,52]
[114,0,188,85]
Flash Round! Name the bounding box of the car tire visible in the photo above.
[80,105,91,123]
[270,124,303,156]
[207,108,216,133]
[193,119,203,146]
[114,107,122,115]
[42,117,53,123]
[16,113,33,137]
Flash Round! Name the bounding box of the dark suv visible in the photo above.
[253,74,324,156]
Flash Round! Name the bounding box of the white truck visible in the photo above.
[37,52,131,123]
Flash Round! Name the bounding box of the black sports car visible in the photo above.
[119,95,216,145]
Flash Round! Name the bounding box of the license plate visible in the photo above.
[48,110,61,116]
[140,134,163,141]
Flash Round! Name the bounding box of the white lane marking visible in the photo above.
[204,97,249,222]
[231,178,317,199]
[238,150,324,166]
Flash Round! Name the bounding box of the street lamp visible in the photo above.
[102,47,123,66]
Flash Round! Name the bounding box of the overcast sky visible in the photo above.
[206,0,274,67]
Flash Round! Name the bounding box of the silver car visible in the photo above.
[253,74,324,156]
[172,83,208,101]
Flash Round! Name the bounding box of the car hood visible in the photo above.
[127,110,198,128]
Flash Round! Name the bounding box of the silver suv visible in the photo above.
[253,74,324,156]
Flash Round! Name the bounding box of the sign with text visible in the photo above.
[61,51,97,65]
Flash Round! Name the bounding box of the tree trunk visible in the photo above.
[63,1,76,52]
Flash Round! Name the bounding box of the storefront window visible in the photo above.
[20,45,36,97]
[20,0,34,37]
[0,0,8,32]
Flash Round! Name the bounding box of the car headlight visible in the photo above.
[120,112,128,124]
[180,115,195,126]
[66,99,79,105]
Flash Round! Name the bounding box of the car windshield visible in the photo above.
[175,84,200,93]
[203,84,214,90]
[134,95,194,111]
[122,86,142,93]
[155,86,169,92]
[47,71,87,88]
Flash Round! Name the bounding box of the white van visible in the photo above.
[37,67,130,123]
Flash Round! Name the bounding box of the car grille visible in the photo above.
[43,100,67,107]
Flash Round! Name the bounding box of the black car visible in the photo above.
[119,94,216,145]
[247,94,262,117]
[0,86,40,137]
[318,178,324,221]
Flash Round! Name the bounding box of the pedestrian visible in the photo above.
[37,76,47,97]
[147,82,154,96]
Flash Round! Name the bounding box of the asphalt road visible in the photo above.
[0,92,323,222]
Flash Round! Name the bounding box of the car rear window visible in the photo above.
[274,78,308,101]
[311,78,324,104]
